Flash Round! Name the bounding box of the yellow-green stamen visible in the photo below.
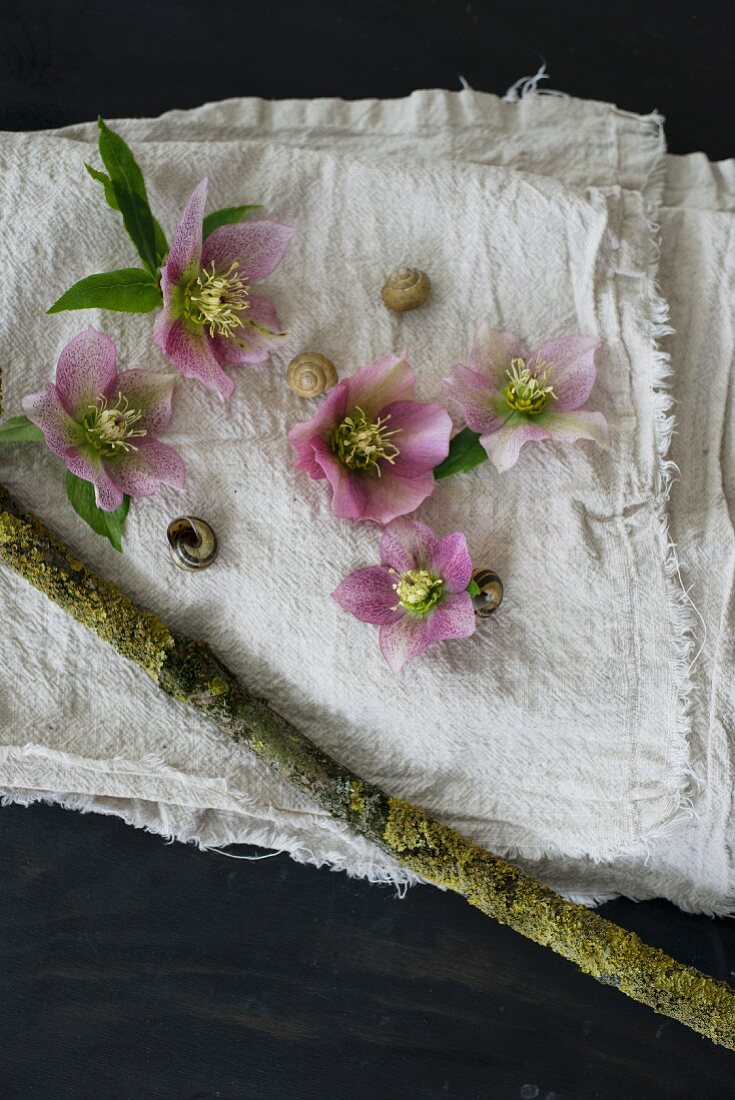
[82,393,147,457]
[392,568,444,616]
[504,357,556,415]
[331,407,401,476]
[183,262,250,338]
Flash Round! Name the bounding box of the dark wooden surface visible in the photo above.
[2,2,735,1097]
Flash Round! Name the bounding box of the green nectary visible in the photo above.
[2,481,735,1050]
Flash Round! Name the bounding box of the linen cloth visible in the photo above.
[1,89,728,909]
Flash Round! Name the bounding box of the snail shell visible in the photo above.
[381,266,431,312]
[471,568,503,618]
[287,353,338,398]
[167,516,218,571]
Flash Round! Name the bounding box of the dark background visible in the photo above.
[2,2,735,1098]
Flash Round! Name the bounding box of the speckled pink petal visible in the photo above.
[360,469,437,525]
[383,400,452,477]
[65,449,124,512]
[21,384,83,457]
[379,517,438,573]
[288,386,349,471]
[166,178,207,284]
[379,614,431,673]
[157,315,235,402]
[202,220,296,281]
[115,369,178,433]
[345,352,415,418]
[480,419,552,472]
[107,439,186,497]
[424,592,476,645]
[541,409,609,448]
[54,327,118,417]
[332,566,403,626]
[468,322,528,388]
[443,363,506,436]
[431,532,473,593]
[531,336,600,411]
[211,296,289,366]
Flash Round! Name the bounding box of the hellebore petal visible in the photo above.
[379,614,432,674]
[468,322,528,388]
[54,327,118,417]
[384,400,453,477]
[331,566,403,626]
[21,384,83,457]
[479,419,552,472]
[443,362,507,436]
[288,385,350,471]
[531,335,601,411]
[65,448,125,512]
[345,352,415,417]
[379,517,438,574]
[166,178,207,284]
[540,408,609,448]
[155,315,235,402]
[356,469,437,526]
[430,532,473,593]
[114,369,178,434]
[211,296,288,366]
[107,439,187,497]
[423,591,476,645]
[202,220,297,281]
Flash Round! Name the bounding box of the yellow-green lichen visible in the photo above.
[208,676,229,695]
[0,507,173,680]
[349,780,366,814]
[383,798,735,1048]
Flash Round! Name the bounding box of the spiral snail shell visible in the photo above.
[167,516,218,571]
[381,266,431,312]
[470,568,503,618]
[287,353,338,398]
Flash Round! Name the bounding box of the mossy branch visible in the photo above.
[2,482,734,1049]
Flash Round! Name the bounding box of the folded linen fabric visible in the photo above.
[1,89,729,911]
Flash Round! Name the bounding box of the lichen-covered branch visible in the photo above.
[2,482,734,1049]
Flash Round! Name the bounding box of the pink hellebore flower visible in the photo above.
[22,327,185,512]
[444,321,608,472]
[332,517,476,673]
[288,352,452,525]
[153,178,296,402]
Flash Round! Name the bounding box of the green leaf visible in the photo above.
[433,428,488,480]
[97,117,159,274]
[152,218,169,266]
[87,162,168,264]
[47,269,162,314]
[0,415,45,443]
[65,471,130,552]
[202,205,262,238]
[467,578,481,598]
[85,162,120,210]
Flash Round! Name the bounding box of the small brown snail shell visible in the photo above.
[287,353,338,398]
[167,516,218,571]
[381,266,431,312]
[471,568,503,618]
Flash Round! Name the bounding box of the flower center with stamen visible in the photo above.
[183,262,250,338]
[392,569,444,616]
[82,393,147,457]
[331,406,401,476]
[503,357,556,415]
